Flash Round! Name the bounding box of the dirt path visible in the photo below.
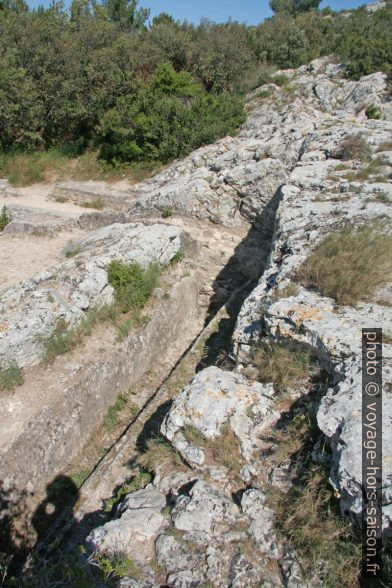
[2,184,86,216]
[0,231,86,291]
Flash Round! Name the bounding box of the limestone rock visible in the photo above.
[161,366,280,473]
[0,222,184,368]
[86,486,167,563]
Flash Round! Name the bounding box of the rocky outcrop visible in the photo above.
[79,57,392,587]
[51,181,132,210]
[0,222,184,368]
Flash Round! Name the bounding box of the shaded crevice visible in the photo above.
[198,186,284,371]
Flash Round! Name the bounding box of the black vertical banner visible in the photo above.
[362,328,383,580]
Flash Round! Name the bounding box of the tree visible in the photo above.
[103,0,149,31]
[151,12,175,27]
[269,0,321,16]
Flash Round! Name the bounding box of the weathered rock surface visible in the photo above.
[51,181,132,210]
[0,222,184,368]
[86,486,167,563]
[161,366,279,473]
[0,179,22,198]
[79,56,392,587]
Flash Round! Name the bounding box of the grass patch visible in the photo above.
[103,472,151,513]
[207,423,242,476]
[0,149,160,187]
[138,437,186,473]
[183,425,208,447]
[265,388,362,587]
[183,422,243,477]
[40,261,161,364]
[270,282,300,302]
[0,206,10,231]
[65,247,81,258]
[336,134,371,162]
[104,393,128,432]
[376,141,392,153]
[0,362,24,391]
[270,465,361,587]
[299,227,392,306]
[107,260,160,314]
[256,88,273,100]
[70,468,92,488]
[162,207,173,218]
[373,191,390,204]
[343,156,388,182]
[272,74,289,86]
[253,343,312,392]
[80,197,105,210]
[334,163,350,171]
[54,195,68,203]
[170,249,185,265]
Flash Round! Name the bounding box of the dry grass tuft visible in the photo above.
[269,466,361,588]
[270,282,300,302]
[336,134,371,162]
[253,343,311,392]
[183,422,243,477]
[183,425,208,447]
[207,423,243,476]
[138,437,186,473]
[299,227,392,306]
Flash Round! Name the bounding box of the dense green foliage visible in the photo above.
[0,0,391,168]
[269,0,321,17]
[98,62,244,163]
[107,259,160,312]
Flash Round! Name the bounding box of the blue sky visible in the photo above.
[27,0,367,23]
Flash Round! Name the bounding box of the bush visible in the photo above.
[107,260,160,313]
[365,104,382,120]
[0,206,10,231]
[162,206,173,218]
[0,362,23,391]
[336,134,371,162]
[300,227,392,305]
[97,62,245,164]
[337,4,392,80]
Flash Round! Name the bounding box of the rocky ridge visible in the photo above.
[1,56,391,586]
[81,58,392,587]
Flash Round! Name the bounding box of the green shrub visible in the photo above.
[92,553,142,581]
[107,260,160,313]
[162,206,173,218]
[365,104,382,120]
[0,362,23,391]
[0,206,9,231]
[98,63,245,164]
[300,227,392,305]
